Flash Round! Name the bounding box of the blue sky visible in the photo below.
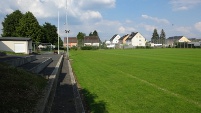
[0,0,201,41]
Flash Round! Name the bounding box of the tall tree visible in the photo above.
[42,22,58,45]
[151,28,159,44]
[1,10,23,37]
[159,29,166,45]
[89,32,93,36]
[77,32,85,47]
[92,30,98,36]
[16,11,41,42]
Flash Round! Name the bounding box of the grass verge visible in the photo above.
[0,63,47,113]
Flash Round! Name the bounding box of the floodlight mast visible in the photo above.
[58,11,60,54]
[65,0,69,58]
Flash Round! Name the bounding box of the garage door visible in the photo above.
[14,43,25,53]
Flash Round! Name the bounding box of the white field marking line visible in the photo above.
[87,52,201,108]
[118,70,201,108]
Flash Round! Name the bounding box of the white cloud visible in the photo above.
[118,26,135,34]
[0,0,113,20]
[79,10,102,22]
[76,0,115,9]
[140,24,156,32]
[118,26,126,34]
[175,26,192,35]
[170,0,201,11]
[195,22,201,32]
[142,15,170,24]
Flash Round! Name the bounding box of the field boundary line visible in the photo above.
[119,70,201,108]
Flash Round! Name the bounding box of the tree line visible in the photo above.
[151,28,166,44]
[1,10,63,47]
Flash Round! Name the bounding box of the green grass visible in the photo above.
[70,49,201,113]
[0,63,47,112]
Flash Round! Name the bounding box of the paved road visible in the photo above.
[50,56,76,113]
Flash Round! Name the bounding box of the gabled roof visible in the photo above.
[110,34,118,41]
[0,37,32,41]
[68,37,77,43]
[84,36,100,43]
[126,32,138,41]
[119,34,129,40]
[168,36,183,40]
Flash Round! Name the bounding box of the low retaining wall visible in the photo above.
[35,55,63,113]
[68,60,85,113]
[29,57,53,74]
[5,55,36,67]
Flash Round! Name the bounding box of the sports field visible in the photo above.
[70,49,201,113]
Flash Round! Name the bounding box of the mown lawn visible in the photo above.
[70,49,201,113]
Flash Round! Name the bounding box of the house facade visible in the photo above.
[166,36,191,46]
[110,34,121,44]
[119,34,129,44]
[106,34,121,48]
[126,32,146,47]
[0,37,32,54]
[84,36,100,46]
[64,37,78,47]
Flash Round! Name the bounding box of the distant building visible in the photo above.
[84,36,100,47]
[125,32,146,47]
[166,36,191,47]
[64,37,78,47]
[110,34,121,44]
[106,34,121,48]
[119,34,129,44]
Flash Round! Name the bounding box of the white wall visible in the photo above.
[0,40,32,54]
[131,33,146,46]
[112,35,120,44]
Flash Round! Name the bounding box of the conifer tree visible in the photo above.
[151,28,159,44]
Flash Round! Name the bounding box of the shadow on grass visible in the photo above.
[81,89,108,113]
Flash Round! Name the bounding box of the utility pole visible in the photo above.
[65,0,69,58]
[58,11,60,54]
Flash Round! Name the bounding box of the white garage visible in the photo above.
[0,37,32,54]
[14,43,26,53]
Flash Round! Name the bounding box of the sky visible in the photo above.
[0,0,201,41]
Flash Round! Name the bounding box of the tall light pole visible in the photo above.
[58,11,60,54]
[65,0,69,58]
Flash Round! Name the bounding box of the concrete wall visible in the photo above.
[0,40,32,54]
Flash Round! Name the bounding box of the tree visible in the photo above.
[159,29,166,45]
[151,28,159,44]
[89,32,93,36]
[89,30,98,36]
[77,32,85,47]
[42,22,58,45]
[92,30,98,36]
[16,11,41,42]
[1,10,23,37]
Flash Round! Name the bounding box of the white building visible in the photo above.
[126,32,146,47]
[106,34,121,48]
[0,37,32,54]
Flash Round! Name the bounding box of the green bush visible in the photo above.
[70,46,78,50]
[81,46,99,50]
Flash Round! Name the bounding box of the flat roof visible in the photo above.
[0,37,32,41]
